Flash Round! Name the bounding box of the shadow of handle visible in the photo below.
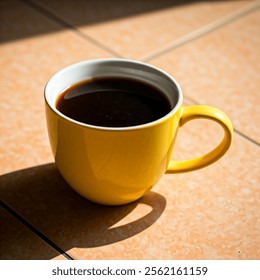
[89,192,166,247]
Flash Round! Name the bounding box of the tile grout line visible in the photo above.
[232,129,260,147]
[184,96,260,147]
[0,200,74,260]
[140,1,260,62]
[18,0,123,58]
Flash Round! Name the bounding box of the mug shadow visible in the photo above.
[0,163,166,259]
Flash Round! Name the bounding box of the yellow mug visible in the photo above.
[44,59,233,205]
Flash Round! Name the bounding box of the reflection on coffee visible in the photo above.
[56,77,172,127]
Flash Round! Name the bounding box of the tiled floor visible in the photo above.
[0,0,259,260]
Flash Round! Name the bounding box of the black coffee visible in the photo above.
[56,77,172,127]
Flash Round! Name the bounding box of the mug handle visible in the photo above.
[166,105,233,173]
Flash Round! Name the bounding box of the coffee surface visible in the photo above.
[56,77,171,127]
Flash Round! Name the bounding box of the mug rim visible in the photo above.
[44,58,183,131]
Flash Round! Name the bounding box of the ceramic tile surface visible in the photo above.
[32,0,254,58]
[1,0,259,260]
[0,207,66,260]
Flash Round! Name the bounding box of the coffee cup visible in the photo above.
[44,58,233,205]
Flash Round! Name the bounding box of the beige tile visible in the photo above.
[150,8,260,143]
[0,0,112,175]
[0,207,67,260]
[32,0,253,58]
[52,255,67,260]
[1,129,259,259]
[0,0,60,43]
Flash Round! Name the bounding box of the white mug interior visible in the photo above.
[44,58,183,129]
